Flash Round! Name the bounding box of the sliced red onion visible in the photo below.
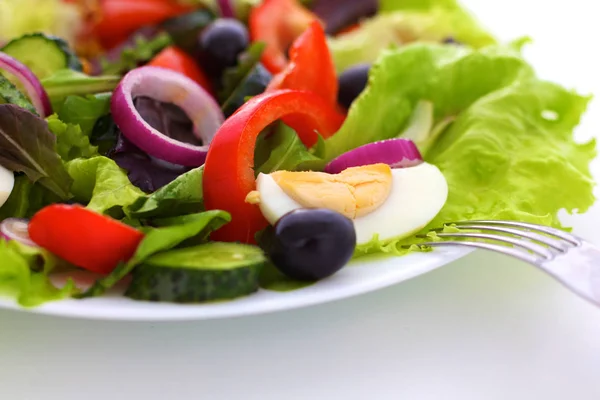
[325,138,423,174]
[111,66,225,167]
[0,218,38,248]
[0,52,52,117]
[217,0,236,18]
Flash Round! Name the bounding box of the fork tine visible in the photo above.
[454,224,572,252]
[430,232,555,259]
[453,220,581,246]
[418,241,543,264]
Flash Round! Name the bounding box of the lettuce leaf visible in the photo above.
[328,8,495,73]
[0,175,59,220]
[47,115,98,162]
[0,240,75,307]
[56,94,112,136]
[325,42,533,161]
[66,156,145,218]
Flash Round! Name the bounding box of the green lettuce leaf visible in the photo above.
[41,70,120,107]
[325,42,533,161]
[329,8,496,73]
[56,93,112,136]
[47,115,98,162]
[77,210,231,298]
[66,156,145,218]
[380,0,460,12]
[0,240,75,307]
[127,167,204,219]
[255,123,324,175]
[0,175,59,220]
[0,104,73,199]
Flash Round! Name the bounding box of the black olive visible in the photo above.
[260,209,357,281]
[199,18,249,74]
[337,63,371,110]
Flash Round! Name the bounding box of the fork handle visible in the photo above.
[540,242,600,307]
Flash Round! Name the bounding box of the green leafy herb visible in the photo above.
[126,167,204,219]
[0,240,76,307]
[255,123,324,175]
[0,175,59,220]
[325,42,533,161]
[99,32,173,75]
[56,93,112,136]
[41,70,120,106]
[76,210,231,298]
[65,156,144,218]
[0,75,37,115]
[220,42,269,116]
[47,114,98,162]
[0,104,72,199]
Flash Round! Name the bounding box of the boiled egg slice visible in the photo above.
[255,162,448,245]
[0,164,14,208]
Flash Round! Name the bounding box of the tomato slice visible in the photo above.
[93,0,191,50]
[249,0,318,74]
[29,205,144,275]
[203,90,345,244]
[148,46,214,95]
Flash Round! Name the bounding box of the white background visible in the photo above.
[1,0,600,399]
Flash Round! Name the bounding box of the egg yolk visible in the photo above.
[270,164,393,219]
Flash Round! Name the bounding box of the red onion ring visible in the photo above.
[324,138,423,174]
[217,0,236,18]
[0,218,38,248]
[111,66,224,167]
[0,52,52,117]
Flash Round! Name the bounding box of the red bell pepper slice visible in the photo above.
[29,205,144,275]
[148,46,214,96]
[249,0,318,74]
[203,90,345,244]
[92,0,192,50]
[266,21,338,106]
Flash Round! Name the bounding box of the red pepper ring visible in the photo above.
[203,89,345,244]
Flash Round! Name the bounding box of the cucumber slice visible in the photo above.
[1,33,83,80]
[0,75,37,114]
[125,242,266,303]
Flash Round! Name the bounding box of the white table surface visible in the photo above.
[1,1,600,399]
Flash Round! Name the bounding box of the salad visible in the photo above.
[0,0,595,307]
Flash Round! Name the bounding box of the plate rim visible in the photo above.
[0,248,474,322]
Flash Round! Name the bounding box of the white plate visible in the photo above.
[0,247,472,321]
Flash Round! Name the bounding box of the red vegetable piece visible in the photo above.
[203,90,345,244]
[249,0,318,74]
[29,205,144,275]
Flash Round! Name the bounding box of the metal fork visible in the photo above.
[417,220,600,307]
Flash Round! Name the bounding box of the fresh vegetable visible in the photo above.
[161,8,216,54]
[56,93,112,136]
[1,33,83,79]
[91,0,191,50]
[311,0,378,35]
[337,63,370,110]
[0,164,15,209]
[47,114,98,162]
[203,89,345,244]
[396,100,435,153]
[216,0,237,18]
[148,46,214,94]
[109,133,191,193]
[125,242,265,303]
[111,66,224,166]
[200,18,250,74]
[126,166,204,219]
[0,75,37,115]
[0,176,59,221]
[0,51,52,116]
[0,218,37,247]
[324,138,423,174]
[249,0,318,74]
[266,21,338,108]
[0,104,72,199]
[78,210,231,298]
[259,209,356,281]
[41,69,121,106]
[28,204,145,275]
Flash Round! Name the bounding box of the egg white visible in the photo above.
[256,163,448,245]
[0,164,14,208]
